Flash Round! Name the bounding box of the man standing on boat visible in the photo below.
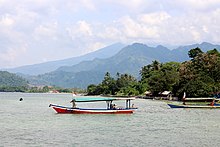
[70,99,77,108]
[182,92,186,105]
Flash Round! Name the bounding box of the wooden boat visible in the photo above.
[168,97,220,108]
[49,97,137,114]
[168,103,220,108]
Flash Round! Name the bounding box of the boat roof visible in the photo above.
[73,97,135,102]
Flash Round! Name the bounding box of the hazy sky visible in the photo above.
[1,0,220,68]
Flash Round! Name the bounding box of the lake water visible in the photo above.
[1,92,220,147]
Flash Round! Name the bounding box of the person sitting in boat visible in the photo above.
[109,103,116,109]
[112,104,117,110]
[70,99,77,108]
[110,103,113,109]
[131,104,137,108]
[210,99,215,106]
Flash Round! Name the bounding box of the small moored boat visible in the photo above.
[168,103,220,108]
[168,97,220,109]
[49,97,137,114]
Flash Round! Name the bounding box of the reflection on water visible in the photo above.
[1,92,220,146]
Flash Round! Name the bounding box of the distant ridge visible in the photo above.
[171,42,220,62]
[5,43,125,75]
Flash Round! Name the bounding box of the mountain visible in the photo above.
[26,43,170,88]
[5,43,125,75]
[0,71,28,87]
[56,43,171,73]
[25,42,220,88]
[170,42,220,62]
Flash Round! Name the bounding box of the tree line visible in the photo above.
[0,71,84,93]
[87,48,220,98]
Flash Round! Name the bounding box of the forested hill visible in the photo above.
[87,48,220,97]
[0,71,28,87]
[27,42,220,88]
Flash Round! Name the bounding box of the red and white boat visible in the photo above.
[49,97,137,114]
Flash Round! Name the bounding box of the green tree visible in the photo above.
[178,48,220,97]
[42,86,50,92]
[116,73,139,96]
[152,60,161,70]
[140,61,180,96]
[101,72,116,95]
[188,47,203,59]
[87,84,104,95]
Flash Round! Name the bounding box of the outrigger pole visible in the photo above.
[106,101,113,109]
[126,99,131,109]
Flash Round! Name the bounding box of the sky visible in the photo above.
[0,0,220,68]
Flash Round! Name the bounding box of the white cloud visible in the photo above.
[138,12,171,25]
[66,20,93,40]
[110,0,146,9]
[77,21,93,36]
[182,0,220,10]
[33,22,58,40]
[98,26,121,40]
[119,16,159,40]
[85,42,106,52]
[0,14,14,26]
[202,26,208,33]
[0,44,27,68]
[0,0,220,68]
[80,0,96,11]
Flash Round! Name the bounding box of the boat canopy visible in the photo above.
[73,97,135,102]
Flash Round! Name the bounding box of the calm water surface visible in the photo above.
[1,92,220,147]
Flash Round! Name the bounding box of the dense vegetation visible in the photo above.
[1,47,220,98]
[178,48,220,97]
[87,72,141,96]
[0,71,84,93]
[87,48,220,98]
[0,71,29,92]
[0,71,28,86]
[26,86,84,93]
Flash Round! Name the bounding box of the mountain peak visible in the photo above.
[131,43,148,47]
[156,45,169,49]
[201,42,212,46]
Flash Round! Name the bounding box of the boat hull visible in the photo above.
[168,103,220,109]
[49,104,135,114]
